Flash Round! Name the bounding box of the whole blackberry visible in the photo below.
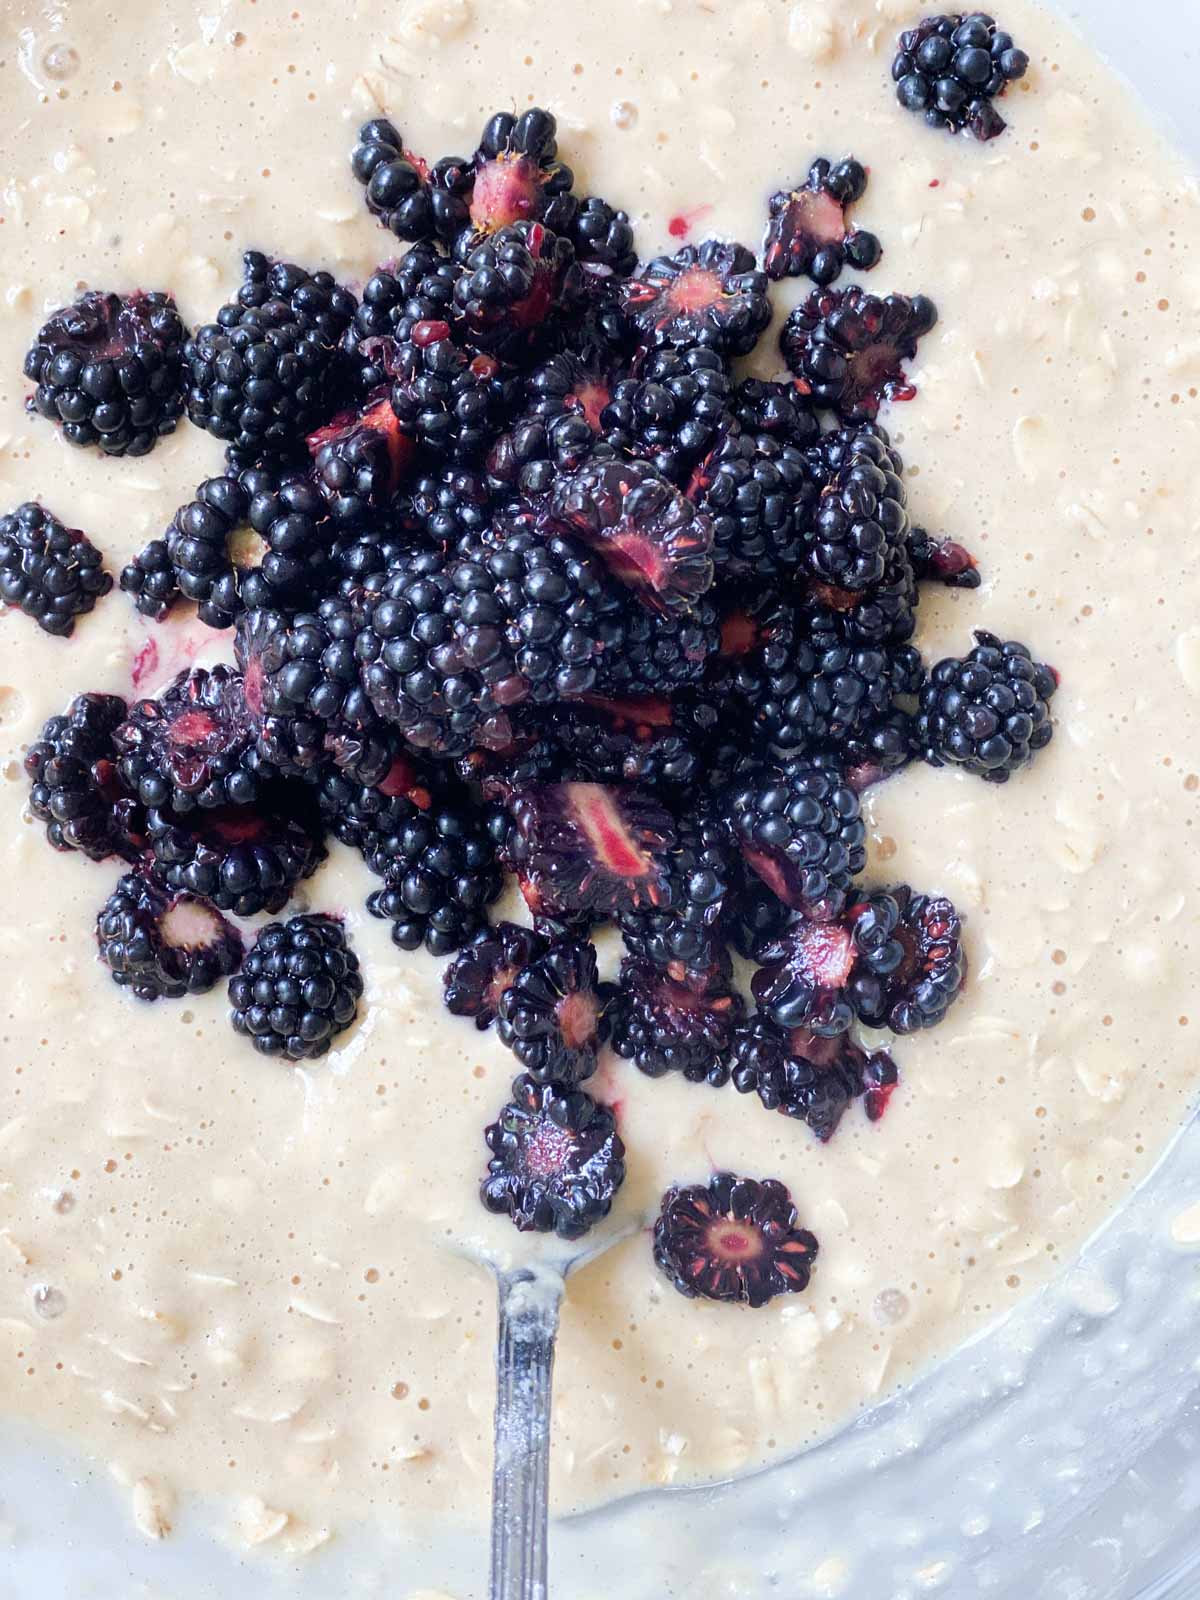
[229,915,363,1061]
[97,873,244,1003]
[617,808,734,978]
[364,793,503,956]
[114,666,259,813]
[184,252,356,459]
[452,222,582,355]
[165,466,332,629]
[548,457,715,614]
[620,240,771,357]
[728,758,866,914]
[731,1016,896,1141]
[146,796,325,917]
[916,629,1057,781]
[893,12,1029,141]
[654,1172,819,1307]
[804,421,909,590]
[0,503,111,636]
[763,157,882,285]
[24,693,140,862]
[467,108,578,237]
[732,378,821,450]
[688,430,817,579]
[782,286,937,422]
[388,324,517,463]
[443,922,550,1029]
[600,345,731,484]
[120,539,180,622]
[846,886,966,1032]
[908,527,981,589]
[610,957,743,1087]
[24,290,186,456]
[307,393,417,524]
[350,118,442,242]
[482,1074,625,1240]
[571,196,637,275]
[496,939,613,1084]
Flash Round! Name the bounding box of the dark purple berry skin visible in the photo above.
[916,630,1057,782]
[654,1171,819,1307]
[893,13,1029,141]
[24,693,141,863]
[0,503,111,636]
[846,887,966,1033]
[620,240,771,358]
[229,915,363,1061]
[609,957,743,1087]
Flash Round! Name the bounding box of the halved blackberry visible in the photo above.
[731,1016,897,1141]
[908,527,981,589]
[846,886,966,1032]
[496,939,612,1085]
[750,918,858,1034]
[654,1172,818,1307]
[916,630,1057,781]
[732,378,821,449]
[146,796,325,917]
[805,421,909,590]
[388,324,516,462]
[119,539,180,622]
[24,693,140,862]
[505,782,675,921]
[548,457,714,614]
[307,392,417,524]
[688,430,816,579]
[363,791,503,956]
[524,348,616,435]
[452,222,582,357]
[97,873,244,1002]
[229,914,362,1061]
[728,758,866,915]
[838,708,918,789]
[782,286,937,422]
[540,694,705,790]
[482,1074,625,1239]
[893,12,1029,141]
[763,157,881,285]
[164,466,332,629]
[468,108,578,237]
[115,666,259,813]
[617,808,734,978]
[620,240,771,357]
[443,922,550,1029]
[571,195,637,275]
[24,290,186,456]
[0,503,111,636]
[350,118,441,242]
[610,957,742,1086]
[600,345,731,484]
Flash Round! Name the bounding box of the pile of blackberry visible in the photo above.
[20,71,1058,1309]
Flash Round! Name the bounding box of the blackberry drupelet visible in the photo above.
[731,1016,897,1141]
[688,430,816,579]
[732,377,821,450]
[846,886,966,1032]
[600,345,732,484]
[363,790,503,956]
[750,918,858,1034]
[482,1074,625,1239]
[468,107,578,237]
[610,957,743,1086]
[916,629,1057,781]
[495,938,613,1084]
[728,758,866,914]
[229,914,362,1061]
[893,12,1029,141]
[620,240,771,357]
[0,502,111,636]
[804,420,910,590]
[763,156,882,285]
[24,290,186,457]
[571,195,637,274]
[782,286,937,422]
[350,118,441,243]
[24,693,139,862]
[307,393,417,524]
[97,873,244,1003]
[146,795,325,917]
[908,526,981,589]
[184,251,356,459]
[654,1171,819,1306]
[617,807,734,978]
[443,921,550,1028]
[114,666,260,813]
[119,539,180,621]
[452,222,581,355]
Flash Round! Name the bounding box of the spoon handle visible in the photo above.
[490,1268,563,1600]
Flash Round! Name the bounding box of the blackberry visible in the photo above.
[653,1172,818,1307]
[495,939,612,1085]
[595,590,720,697]
[548,457,715,614]
[804,421,909,590]
[442,922,550,1029]
[750,918,858,1034]
[731,377,821,450]
[893,12,1029,141]
[505,782,675,921]
[846,886,966,1032]
[804,541,920,649]
[24,693,140,862]
[540,695,706,790]
[916,629,1057,781]
[388,325,516,463]
[600,345,731,484]
[229,915,362,1061]
[731,1016,896,1141]
[96,873,244,1003]
[114,666,259,813]
[452,222,582,355]
[467,108,578,237]
[728,759,866,914]
[307,393,417,524]
[119,539,180,622]
[725,863,798,960]
[617,808,734,978]
[329,516,423,590]
[571,195,637,275]
[485,414,606,499]
[524,348,616,435]
[164,466,332,629]
[782,286,937,423]
[763,157,882,285]
[0,503,111,636]
[350,118,441,242]
[24,289,186,457]
[411,467,493,547]
[146,796,325,917]
[343,248,461,369]
[837,708,918,788]
[481,1074,625,1240]
[364,793,503,956]
[316,744,436,849]
[610,957,742,1086]
[688,430,816,579]
[620,240,771,357]
[908,527,981,589]
[184,252,356,458]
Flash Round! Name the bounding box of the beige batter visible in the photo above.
[0,0,1198,1566]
